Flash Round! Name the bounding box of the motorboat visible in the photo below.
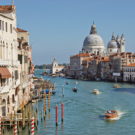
[104,110,118,120]
[72,87,77,92]
[92,89,100,95]
[51,90,56,95]
[113,84,121,88]
[65,82,69,85]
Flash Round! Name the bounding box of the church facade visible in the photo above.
[82,23,125,55]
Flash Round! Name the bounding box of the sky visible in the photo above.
[1,0,135,64]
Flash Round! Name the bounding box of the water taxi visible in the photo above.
[113,84,121,88]
[92,89,100,95]
[104,110,118,120]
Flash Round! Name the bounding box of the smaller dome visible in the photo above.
[107,40,117,48]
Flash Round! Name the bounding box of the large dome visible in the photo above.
[83,34,104,48]
[82,23,105,54]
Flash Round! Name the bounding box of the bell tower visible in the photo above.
[120,34,125,52]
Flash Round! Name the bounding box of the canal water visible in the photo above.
[34,70,135,135]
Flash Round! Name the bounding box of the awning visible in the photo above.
[0,67,12,79]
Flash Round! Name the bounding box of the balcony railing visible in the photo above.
[0,60,11,66]
[0,60,19,66]
[0,85,10,94]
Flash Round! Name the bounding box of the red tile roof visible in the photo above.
[127,63,135,67]
[101,57,110,62]
[0,5,15,13]
[71,53,90,58]
[16,28,28,32]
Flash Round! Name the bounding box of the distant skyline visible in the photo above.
[1,0,135,64]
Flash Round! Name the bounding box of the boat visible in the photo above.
[113,84,121,88]
[65,82,69,85]
[51,90,56,95]
[72,87,78,92]
[92,89,100,95]
[32,99,37,103]
[104,110,118,120]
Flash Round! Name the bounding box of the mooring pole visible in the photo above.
[61,103,64,123]
[0,117,1,135]
[31,117,35,135]
[55,105,58,126]
[14,117,17,135]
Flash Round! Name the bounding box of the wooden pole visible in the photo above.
[55,105,58,126]
[48,92,51,112]
[62,87,64,97]
[61,103,64,123]
[44,93,47,115]
[0,117,1,135]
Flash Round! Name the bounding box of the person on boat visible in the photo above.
[107,110,112,113]
[107,110,117,114]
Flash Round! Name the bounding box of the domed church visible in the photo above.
[82,23,105,55]
[82,23,125,56]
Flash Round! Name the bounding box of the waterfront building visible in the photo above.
[109,52,135,81]
[0,4,34,117]
[98,57,111,80]
[68,22,132,82]
[81,57,93,79]
[0,5,20,116]
[87,56,101,80]
[51,58,64,74]
[17,28,34,110]
[69,53,92,78]
[123,63,135,82]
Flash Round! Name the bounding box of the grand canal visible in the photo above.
[34,70,135,135]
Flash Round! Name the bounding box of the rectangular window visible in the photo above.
[14,70,18,80]
[0,20,1,30]
[5,22,8,32]
[18,54,22,64]
[24,56,28,63]
[12,95,15,103]
[10,24,12,33]
[2,21,4,31]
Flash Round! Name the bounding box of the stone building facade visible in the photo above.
[0,5,20,116]
[0,5,34,117]
[123,63,135,82]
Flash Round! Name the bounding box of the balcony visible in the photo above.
[0,85,10,94]
[0,59,20,67]
[0,60,11,66]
